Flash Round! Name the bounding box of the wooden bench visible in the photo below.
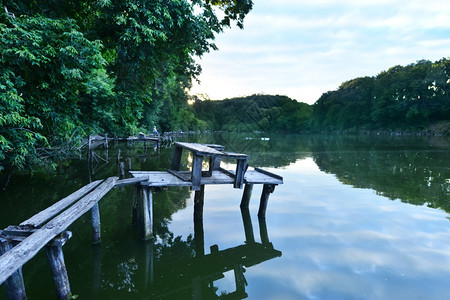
[171,142,249,190]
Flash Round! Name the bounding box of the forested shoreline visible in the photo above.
[193,58,450,135]
[0,1,449,177]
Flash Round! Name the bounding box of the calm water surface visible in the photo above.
[1,133,449,299]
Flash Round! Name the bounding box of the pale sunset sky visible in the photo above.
[190,0,450,104]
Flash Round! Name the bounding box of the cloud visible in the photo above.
[191,0,450,104]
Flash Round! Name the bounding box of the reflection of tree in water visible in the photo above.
[311,135,450,212]
[192,132,313,168]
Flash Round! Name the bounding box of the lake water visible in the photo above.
[1,133,449,299]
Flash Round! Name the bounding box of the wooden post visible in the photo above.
[0,238,26,300]
[103,134,108,149]
[209,156,222,172]
[191,153,203,191]
[234,158,248,189]
[45,231,72,300]
[118,162,125,178]
[137,186,153,240]
[125,157,132,171]
[88,135,92,151]
[194,185,205,222]
[240,184,253,209]
[240,207,255,244]
[90,203,101,244]
[132,184,138,227]
[257,184,276,217]
[171,146,183,170]
[194,185,205,257]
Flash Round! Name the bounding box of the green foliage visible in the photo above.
[193,94,312,132]
[0,13,114,171]
[0,0,253,173]
[312,58,450,131]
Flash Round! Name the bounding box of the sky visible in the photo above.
[190,0,450,104]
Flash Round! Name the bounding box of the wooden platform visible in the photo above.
[130,167,283,187]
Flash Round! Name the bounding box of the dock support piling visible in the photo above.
[132,185,138,227]
[209,156,222,171]
[240,184,253,209]
[0,238,26,300]
[45,231,72,300]
[191,153,203,191]
[194,185,205,256]
[257,184,276,218]
[90,203,101,244]
[103,134,108,149]
[194,185,205,221]
[125,157,132,171]
[118,162,125,178]
[137,186,153,240]
[171,145,183,170]
[234,159,248,189]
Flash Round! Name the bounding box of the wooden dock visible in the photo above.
[0,143,283,299]
[87,134,160,150]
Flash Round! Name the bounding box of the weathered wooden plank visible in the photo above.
[203,144,225,151]
[114,176,149,187]
[219,151,249,159]
[166,170,191,182]
[20,180,103,227]
[130,169,283,186]
[244,170,283,185]
[219,168,235,178]
[174,142,223,156]
[0,177,117,285]
[132,171,192,187]
[254,167,284,181]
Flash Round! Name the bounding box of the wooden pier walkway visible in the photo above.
[0,142,283,299]
[87,134,160,150]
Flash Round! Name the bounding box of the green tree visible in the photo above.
[0,0,254,174]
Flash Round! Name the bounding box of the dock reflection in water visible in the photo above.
[90,198,281,299]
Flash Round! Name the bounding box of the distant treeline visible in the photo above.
[193,94,312,132]
[193,58,450,134]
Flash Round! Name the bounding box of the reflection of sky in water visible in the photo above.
[169,157,450,299]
